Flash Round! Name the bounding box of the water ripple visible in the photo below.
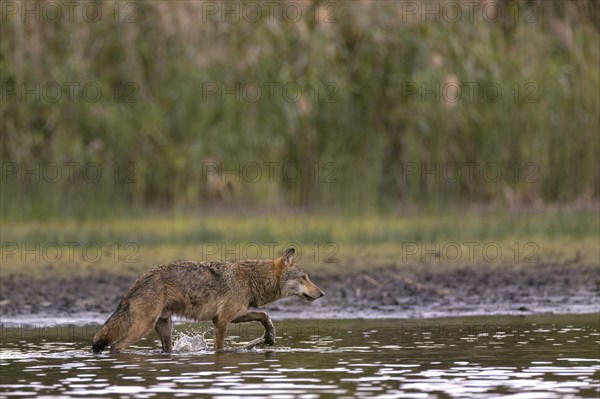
[1,315,598,398]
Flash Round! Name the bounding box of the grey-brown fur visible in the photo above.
[92,248,324,353]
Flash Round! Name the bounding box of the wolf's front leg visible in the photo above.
[231,311,276,346]
[262,313,275,345]
[154,316,173,353]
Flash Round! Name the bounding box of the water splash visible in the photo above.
[173,331,208,352]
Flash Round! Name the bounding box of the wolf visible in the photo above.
[92,247,324,353]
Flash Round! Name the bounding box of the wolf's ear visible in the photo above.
[283,247,295,264]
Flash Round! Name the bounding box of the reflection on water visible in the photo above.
[1,314,599,398]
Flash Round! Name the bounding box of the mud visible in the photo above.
[0,262,598,321]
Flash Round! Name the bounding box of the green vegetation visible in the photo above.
[1,1,599,217]
[2,214,598,277]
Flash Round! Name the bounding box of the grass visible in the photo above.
[2,212,598,278]
[1,1,599,217]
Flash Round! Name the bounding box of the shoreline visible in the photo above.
[1,262,598,324]
[1,307,599,326]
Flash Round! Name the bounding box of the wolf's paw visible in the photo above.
[264,332,275,346]
[243,337,266,350]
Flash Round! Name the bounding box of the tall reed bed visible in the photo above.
[1,0,598,218]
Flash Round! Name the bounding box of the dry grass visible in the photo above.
[2,212,597,277]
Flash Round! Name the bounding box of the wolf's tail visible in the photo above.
[92,304,129,354]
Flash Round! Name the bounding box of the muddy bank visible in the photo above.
[1,262,598,321]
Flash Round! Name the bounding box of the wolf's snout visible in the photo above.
[310,289,325,300]
[302,288,324,301]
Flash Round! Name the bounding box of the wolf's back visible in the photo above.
[92,303,130,353]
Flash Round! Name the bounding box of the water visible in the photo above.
[1,314,599,398]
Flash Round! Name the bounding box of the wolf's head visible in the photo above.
[277,248,325,301]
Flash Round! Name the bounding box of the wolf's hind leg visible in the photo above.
[231,311,276,346]
[110,305,161,354]
[110,320,157,354]
[155,316,173,353]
